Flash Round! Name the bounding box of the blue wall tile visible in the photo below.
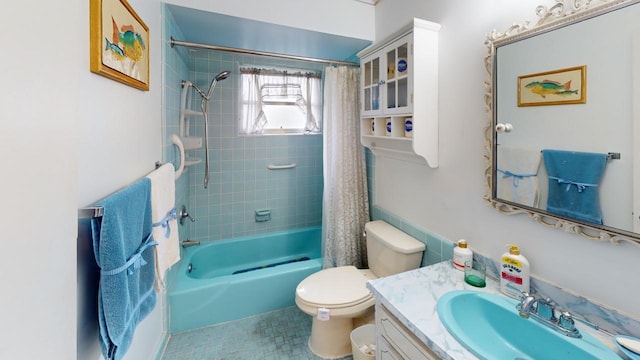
[181,49,325,242]
[371,205,453,267]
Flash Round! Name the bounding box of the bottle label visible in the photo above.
[405,120,413,132]
[502,256,523,268]
[398,59,408,73]
[502,271,523,285]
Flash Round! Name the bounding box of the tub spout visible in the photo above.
[181,240,200,248]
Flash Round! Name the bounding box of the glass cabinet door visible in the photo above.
[363,56,381,114]
[385,39,410,113]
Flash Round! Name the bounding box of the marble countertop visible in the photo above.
[366,261,624,360]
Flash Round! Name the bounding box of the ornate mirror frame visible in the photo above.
[484,0,640,246]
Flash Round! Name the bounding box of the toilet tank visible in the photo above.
[365,220,426,277]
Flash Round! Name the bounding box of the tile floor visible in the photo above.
[161,306,354,360]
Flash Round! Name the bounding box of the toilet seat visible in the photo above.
[296,266,374,309]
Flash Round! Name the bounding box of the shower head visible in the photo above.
[215,71,230,81]
[205,70,231,99]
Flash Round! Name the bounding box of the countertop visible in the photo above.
[366,261,624,360]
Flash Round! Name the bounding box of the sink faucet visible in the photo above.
[509,284,581,338]
[516,291,536,318]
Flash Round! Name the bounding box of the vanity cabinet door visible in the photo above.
[376,304,441,360]
[378,337,404,360]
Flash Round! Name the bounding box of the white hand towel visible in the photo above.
[146,163,180,291]
[497,146,542,207]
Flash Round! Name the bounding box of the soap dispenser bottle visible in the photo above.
[453,239,473,271]
[500,244,530,299]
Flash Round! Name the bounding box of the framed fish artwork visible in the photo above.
[517,66,586,106]
[90,0,149,91]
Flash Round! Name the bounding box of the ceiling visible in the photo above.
[166,4,372,63]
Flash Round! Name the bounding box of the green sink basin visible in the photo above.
[437,291,621,360]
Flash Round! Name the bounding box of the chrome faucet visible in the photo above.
[512,287,581,338]
[516,291,536,318]
[181,239,200,248]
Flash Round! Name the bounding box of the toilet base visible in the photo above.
[308,316,353,359]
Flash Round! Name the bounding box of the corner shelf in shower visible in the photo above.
[184,158,202,166]
[183,109,204,117]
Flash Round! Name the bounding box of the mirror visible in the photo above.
[484,0,640,245]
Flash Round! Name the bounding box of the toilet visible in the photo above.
[295,220,425,358]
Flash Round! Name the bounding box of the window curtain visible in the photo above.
[240,70,268,134]
[240,68,321,134]
[322,66,370,269]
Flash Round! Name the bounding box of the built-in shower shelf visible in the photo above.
[184,158,202,167]
[180,136,203,151]
[183,109,204,117]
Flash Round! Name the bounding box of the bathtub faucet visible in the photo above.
[181,239,200,248]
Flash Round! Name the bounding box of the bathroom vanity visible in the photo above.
[366,261,624,359]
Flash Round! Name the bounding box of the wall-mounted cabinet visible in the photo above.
[358,18,440,167]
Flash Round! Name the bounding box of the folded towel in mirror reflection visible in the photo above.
[497,146,542,207]
[542,149,607,224]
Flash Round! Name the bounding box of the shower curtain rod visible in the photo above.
[170,37,360,67]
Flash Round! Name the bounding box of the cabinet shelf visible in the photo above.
[358,18,441,168]
[362,135,412,142]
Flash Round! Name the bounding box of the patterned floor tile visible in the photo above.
[161,306,354,360]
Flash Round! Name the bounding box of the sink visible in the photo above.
[437,291,622,360]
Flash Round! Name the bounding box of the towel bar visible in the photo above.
[267,163,296,170]
[538,151,620,160]
[79,206,104,219]
[78,161,166,219]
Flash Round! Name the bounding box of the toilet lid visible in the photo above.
[296,266,371,307]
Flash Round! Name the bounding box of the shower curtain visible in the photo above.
[322,66,370,269]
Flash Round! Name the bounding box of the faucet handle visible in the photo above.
[536,298,557,321]
[558,311,582,337]
[558,311,575,330]
[179,205,195,225]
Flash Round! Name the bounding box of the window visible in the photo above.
[240,67,322,135]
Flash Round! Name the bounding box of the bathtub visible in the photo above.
[169,227,322,333]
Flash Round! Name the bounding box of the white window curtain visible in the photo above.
[322,66,370,269]
[240,68,322,134]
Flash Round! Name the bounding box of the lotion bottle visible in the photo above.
[453,239,473,271]
[500,244,530,299]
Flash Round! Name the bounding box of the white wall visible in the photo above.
[374,0,640,317]
[0,0,373,358]
[0,0,165,358]
[0,1,80,359]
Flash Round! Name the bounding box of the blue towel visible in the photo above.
[542,149,607,224]
[91,178,157,360]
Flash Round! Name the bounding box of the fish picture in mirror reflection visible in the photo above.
[525,80,579,98]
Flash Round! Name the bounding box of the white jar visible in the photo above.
[453,239,473,271]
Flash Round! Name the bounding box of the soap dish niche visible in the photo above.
[180,136,203,151]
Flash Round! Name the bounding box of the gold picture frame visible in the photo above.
[517,66,586,106]
[90,0,149,91]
